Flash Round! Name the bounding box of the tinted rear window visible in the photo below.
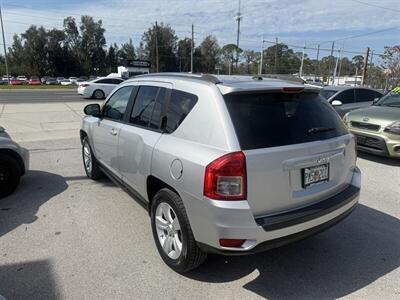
[224,92,348,150]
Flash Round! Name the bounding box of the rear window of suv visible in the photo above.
[224,92,348,150]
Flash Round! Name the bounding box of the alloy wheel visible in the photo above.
[155,202,183,260]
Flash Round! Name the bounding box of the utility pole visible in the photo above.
[155,21,159,72]
[329,41,335,85]
[315,44,320,81]
[235,0,242,69]
[361,47,370,86]
[274,37,278,74]
[338,45,344,79]
[191,24,194,73]
[0,5,9,84]
[333,51,340,85]
[299,42,306,78]
[259,39,264,75]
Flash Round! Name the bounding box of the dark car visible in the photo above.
[320,86,383,117]
[0,126,29,198]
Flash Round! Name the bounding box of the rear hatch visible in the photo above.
[224,90,356,217]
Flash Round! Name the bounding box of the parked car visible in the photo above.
[28,77,41,85]
[45,77,57,85]
[2,75,13,82]
[10,79,23,85]
[320,86,383,117]
[81,73,361,272]
[0,126,29,199]
[16,76,28,84]
[344,86,400,158]
[56,77,65,84]
[77,77,124,99]
[69,77,78,84]
[41,76,49,84]
[60,79,73,86]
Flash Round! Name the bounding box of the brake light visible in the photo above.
[282,87,304,93]
[204,151,247,200]
[80,84,90,87]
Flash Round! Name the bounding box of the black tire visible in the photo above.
[151,188,207,272]
[0,154,21,199]
[82,136,103,180]
[92,89,105,99]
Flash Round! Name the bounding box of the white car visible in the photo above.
[69,77,78,84]
[77,77,124,99]
[17,76,28,83]
[60,79,72,86]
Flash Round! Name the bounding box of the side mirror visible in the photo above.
[84,104,101,117]
[373,97,380,104]
[331,100,343,107]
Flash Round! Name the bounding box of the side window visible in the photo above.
[130,86,166,129]
[96,79,115,84]
[355,89,377,102]
[102,86,134,121]
[335,89,355,104]
[165,90,198,133]
[111,79,123,84]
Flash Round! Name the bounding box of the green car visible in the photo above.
[343,87,400,158]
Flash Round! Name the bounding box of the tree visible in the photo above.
[198,35,220,73]
[352,55,364,72]
[177,38,191,72]
[142,23,178,72]
[106,43,119,74]
[221,44,242,74]
[242,49,258,74]
[381,45,400,87]
[21,26,48,76]
[118,38,136,62]
[79,15,107,75]
[262,43,300,74]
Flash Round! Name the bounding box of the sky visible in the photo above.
[1,0,399,61]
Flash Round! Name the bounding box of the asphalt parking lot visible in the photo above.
[0,90,399,299]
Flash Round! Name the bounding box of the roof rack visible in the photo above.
[133,72,222,84]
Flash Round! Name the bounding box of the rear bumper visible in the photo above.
[198,202,357,255]
[185,167,361,254]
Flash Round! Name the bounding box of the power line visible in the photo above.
[350,0,400,13]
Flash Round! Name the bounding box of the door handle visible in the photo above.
[109,128,118,136]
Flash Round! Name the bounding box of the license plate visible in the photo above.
[302,164,329,188]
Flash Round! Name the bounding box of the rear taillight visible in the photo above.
[80,84,90,87]
[204,151,247,200]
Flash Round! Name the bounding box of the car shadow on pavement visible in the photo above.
[0,259,61,300]
[357,151,400,166]
[0,170,68,238]
[186,204,400,299]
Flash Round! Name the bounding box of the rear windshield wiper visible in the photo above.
[308,127,335,134]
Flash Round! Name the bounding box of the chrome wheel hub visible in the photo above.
[83,142,92,173]
[155,202,182,259]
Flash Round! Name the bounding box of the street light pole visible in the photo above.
[259,39,264,75]
[0,5,10,84]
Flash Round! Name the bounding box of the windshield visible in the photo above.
[376,91,400,108]
[224,92,348,150]
[320,89,337,99]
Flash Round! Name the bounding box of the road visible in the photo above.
[0,91,399,299]
[0,89,86,103]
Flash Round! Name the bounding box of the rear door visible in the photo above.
[355,88,379,109]
[91,85,134,177]
[224,91,356,217]
[118,83,171,198]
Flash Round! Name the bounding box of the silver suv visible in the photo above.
[81,74,361,272]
